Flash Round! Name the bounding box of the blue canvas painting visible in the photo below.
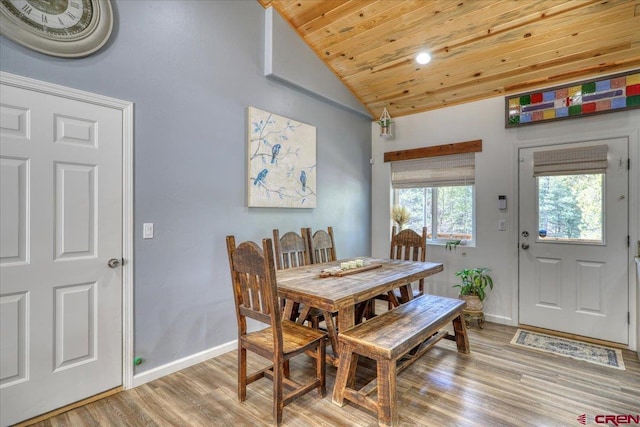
[247,107,317,208]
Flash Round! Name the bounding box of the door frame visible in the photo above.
[1,71,135,388]
[513,129,639,351]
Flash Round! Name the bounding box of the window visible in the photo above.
[395,186,474,242]
[537,174,604,243]
[533,144,607,244]
[391,153,475,244]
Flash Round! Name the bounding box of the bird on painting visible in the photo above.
[271,144,281,164]
[254,168,268,186]
[300,170,306,192]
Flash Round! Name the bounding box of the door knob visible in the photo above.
[108,258,121,268]
[521,243,530,250]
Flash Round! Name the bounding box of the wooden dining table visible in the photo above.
[276,257,444,366]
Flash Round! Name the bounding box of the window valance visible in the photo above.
[391,153,475,188]
[533,145,608,176]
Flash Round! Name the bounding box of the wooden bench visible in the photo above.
[331,294,469,427]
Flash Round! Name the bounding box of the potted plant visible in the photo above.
[445,239,461,251]
[378,117,393,137]
[453,267,493,314]
[377,107,393,138]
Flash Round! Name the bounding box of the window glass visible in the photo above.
[437,186,473,239]
[537,174,604,243]
[397,187,432,238]
[396,185,474,243]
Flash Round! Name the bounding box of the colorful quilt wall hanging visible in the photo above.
[506,70,640,128]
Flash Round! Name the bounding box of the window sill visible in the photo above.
[427,241,476,249]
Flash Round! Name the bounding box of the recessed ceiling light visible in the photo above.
[416,52,431,65]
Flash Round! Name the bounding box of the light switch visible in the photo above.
[143,223,154,239]
[498,219,506,231]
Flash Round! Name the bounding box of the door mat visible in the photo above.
[510,329,625,370]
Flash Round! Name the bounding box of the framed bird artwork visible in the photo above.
[247,107,317,208]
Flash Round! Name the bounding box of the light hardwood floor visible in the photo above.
[31,322,639,427]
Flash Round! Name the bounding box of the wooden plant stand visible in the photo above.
[464,309,484,329]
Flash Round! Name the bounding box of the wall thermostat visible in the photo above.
[498,195,507,210]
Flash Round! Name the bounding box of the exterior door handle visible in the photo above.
[108,258,121,268]
[521,243,530,250]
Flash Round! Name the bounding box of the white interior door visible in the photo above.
[518,139,629,344]
[0,82,123,426]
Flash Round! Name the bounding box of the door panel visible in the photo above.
[54,282,97,370]
[576,260,605,314]
[0,292,28,387]
[535,257,561,308]
[519,139,629,344]
[0,156,28,265]
[55,162,96,259]
[0,82,123,426]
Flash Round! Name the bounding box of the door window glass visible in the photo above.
[537,174,604,243]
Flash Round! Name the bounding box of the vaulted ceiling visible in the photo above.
[258,0,640,119]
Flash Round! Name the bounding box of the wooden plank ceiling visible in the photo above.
[258,0,640,119]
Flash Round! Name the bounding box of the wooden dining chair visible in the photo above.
[226,235,326,426]
[303,226,342,327]
[375,226,428,311]
[272,228,311,270]
[308,226,336,264]
[272,228,313,321]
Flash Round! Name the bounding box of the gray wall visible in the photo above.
[0,0,372,373]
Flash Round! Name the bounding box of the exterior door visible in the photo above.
[518,139,629,344]
[0,81,123,425]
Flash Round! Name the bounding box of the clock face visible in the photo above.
[0,0,113,57]
[3,0,94,39]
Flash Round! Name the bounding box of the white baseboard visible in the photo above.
[130,313,514,388]
[132,340,237,388]
[484,313,514,326]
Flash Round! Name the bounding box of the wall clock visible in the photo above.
[0,0,113,58]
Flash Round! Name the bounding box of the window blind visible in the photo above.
[391,153,475,188]
[533,145,608,176]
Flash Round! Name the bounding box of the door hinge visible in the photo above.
[628,158,631,170]
[628,312,631,325]
[628,235,630,247]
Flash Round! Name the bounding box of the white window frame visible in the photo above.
[532,144,608,246]
[393,185,476,247]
